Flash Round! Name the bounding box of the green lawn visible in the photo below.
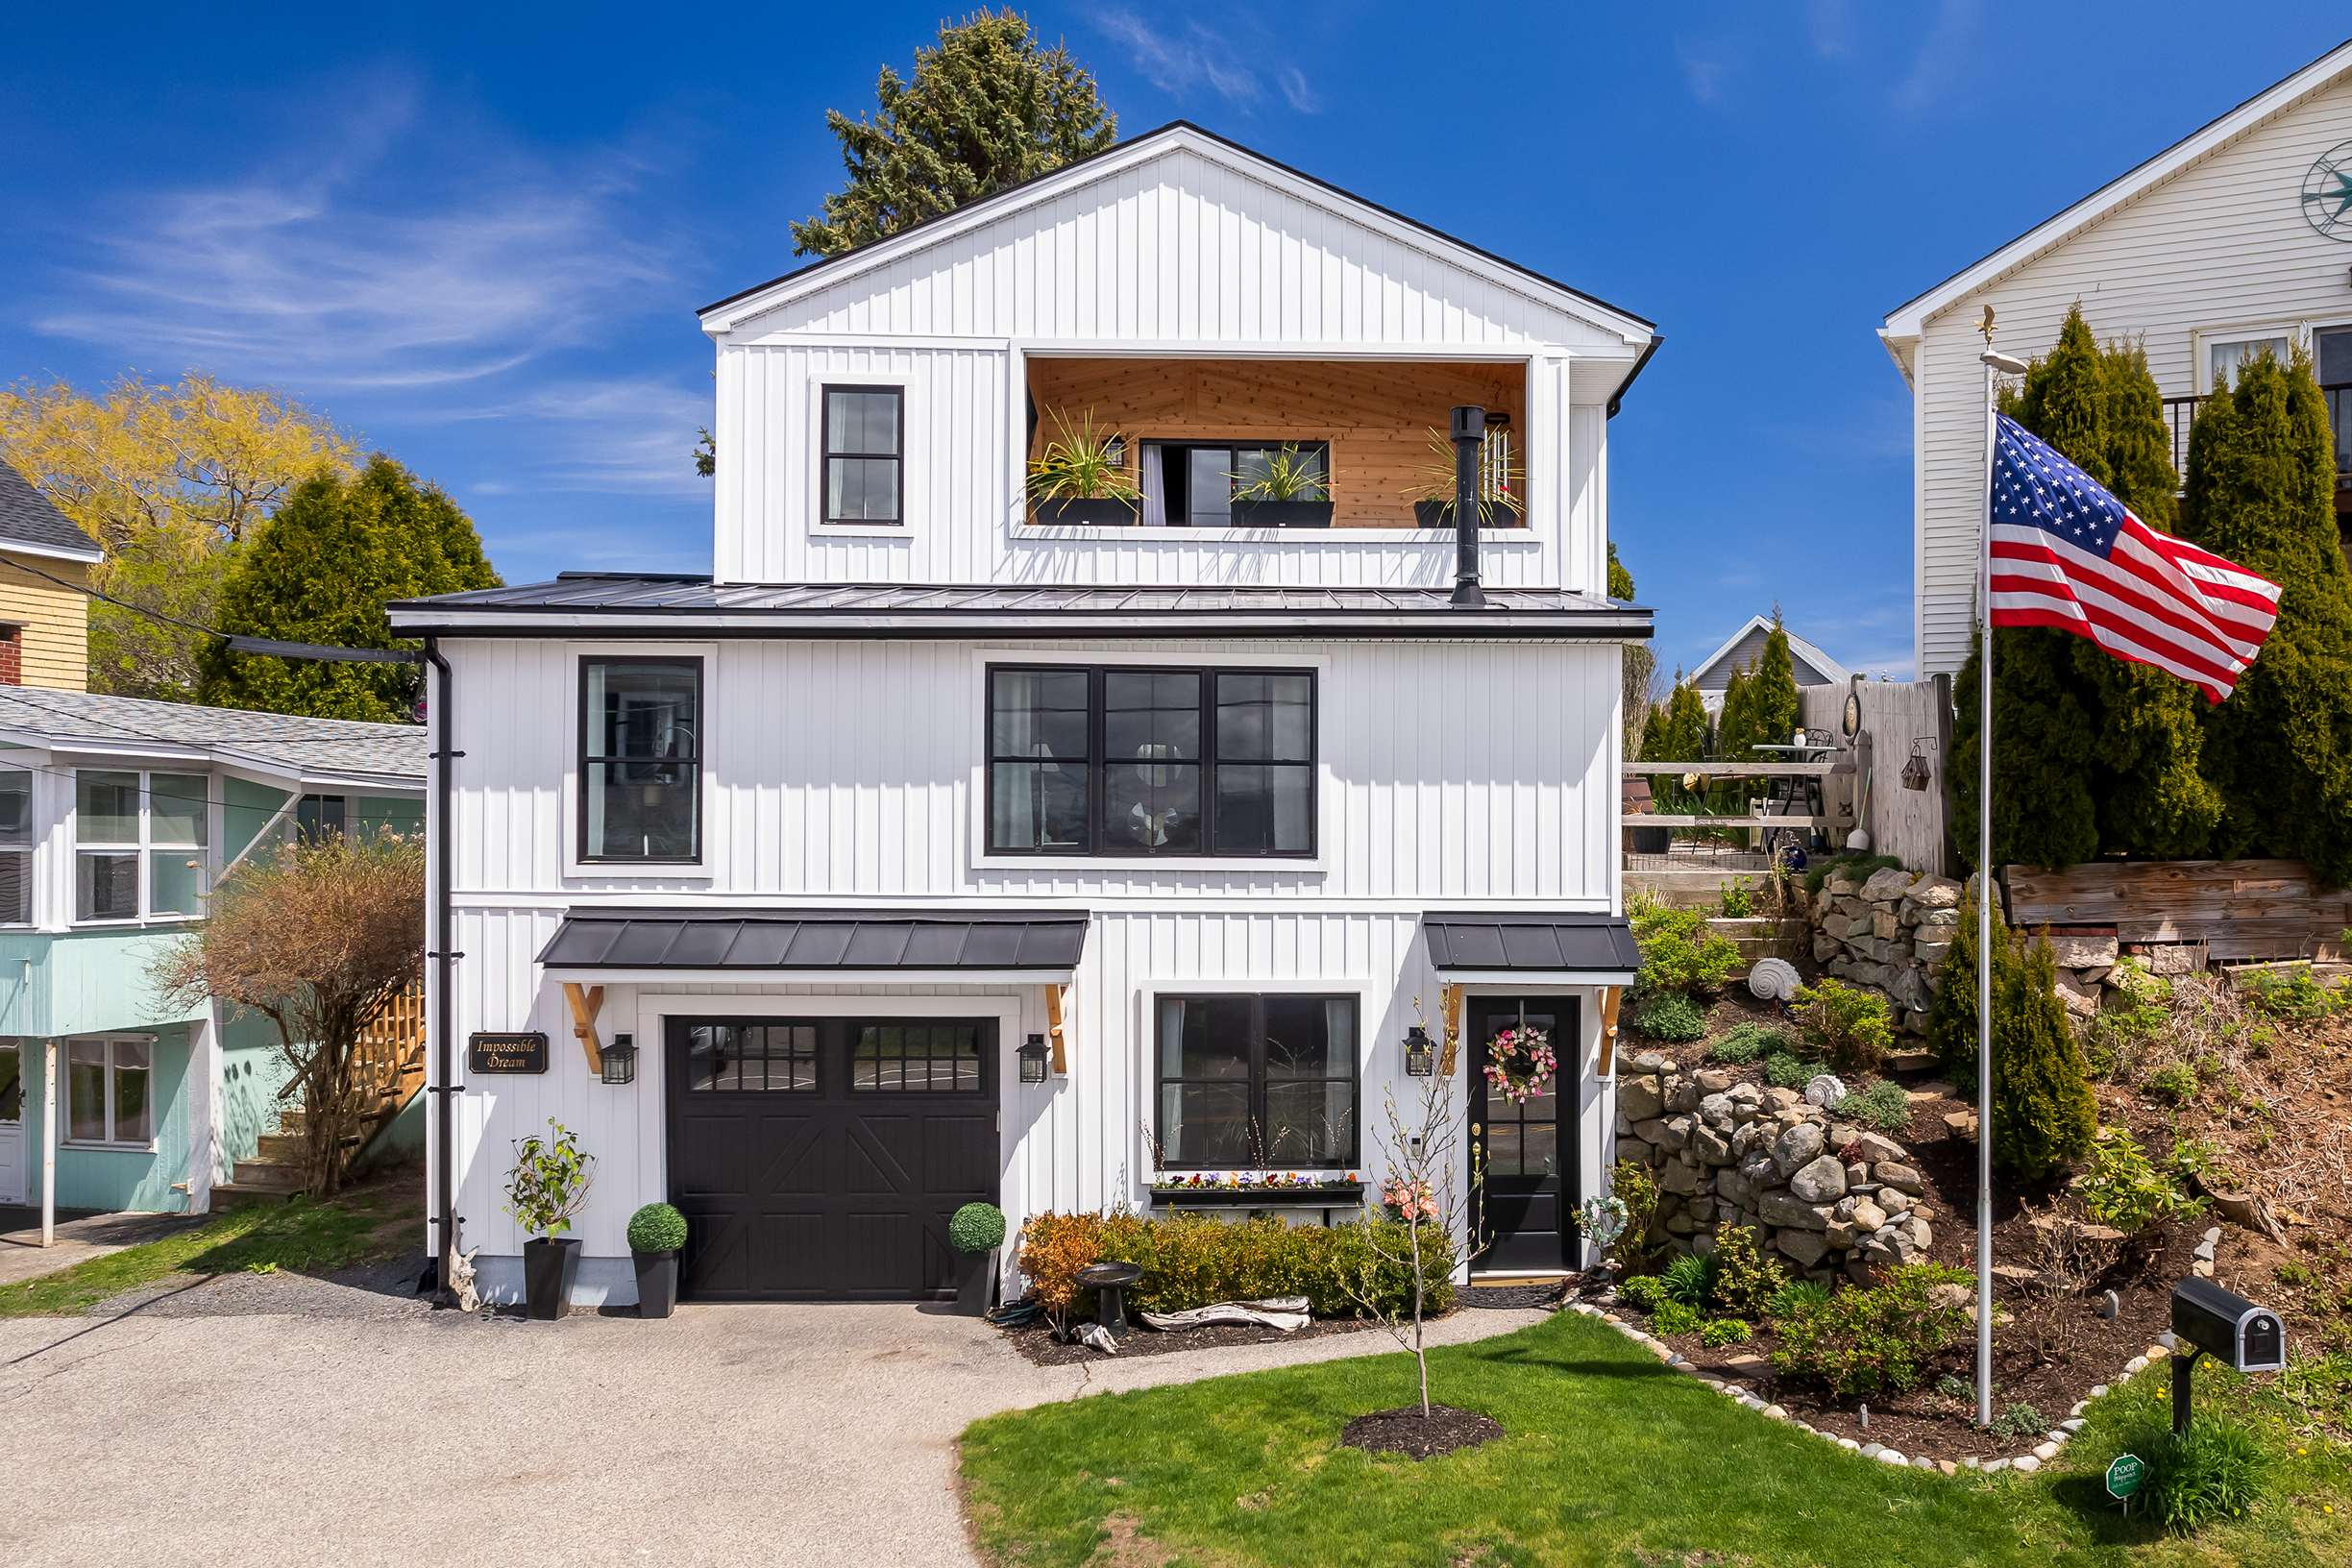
[960,1310,2350,1567]
[0,1177,421,1317]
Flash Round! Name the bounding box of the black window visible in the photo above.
[685,1021,818,1091]
[986,665,1316,858]
[1155,994,1359,1167]
[822,385,903,524]
[296,794,347,843]
[1150,441,1330,526]
[851,1022,984,1091]
[579,656,701,864]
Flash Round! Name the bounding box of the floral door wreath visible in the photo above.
[1482,1024,1556,1105]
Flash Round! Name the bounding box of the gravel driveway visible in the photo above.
[0,1270,1540,1568]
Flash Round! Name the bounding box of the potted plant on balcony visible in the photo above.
[1406,426,1523,529]
[1027,408,1141,526]
[503,1118,594,1321]
[1232,443,1334,527]
[627,1201,688,1319]
[948,1201,1006,1315]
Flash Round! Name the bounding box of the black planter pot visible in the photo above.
[1236,499,1334,528]
[522,1237,581,1321]
[953,1248,997,1317]
[1032,496,1139,527]
[1413,500,1520,530]
[633,1249,679,1319]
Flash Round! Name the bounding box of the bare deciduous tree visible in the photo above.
[155,832,424,1195]
[1342,1067,1486,1420]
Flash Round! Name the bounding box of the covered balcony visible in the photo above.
[1021,356,1527,530]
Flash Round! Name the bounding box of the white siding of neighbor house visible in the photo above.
[1907,70,2352,676]
[706,141,1639,596]
[429,631,1623,1289]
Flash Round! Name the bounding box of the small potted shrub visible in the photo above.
[1406,426,1523,529]
[627,1201,688,1319]
[1231,443,1333,527]
[948,1201,1007,1316]
[503,1119,594,1320]
[1027,408,1140,526]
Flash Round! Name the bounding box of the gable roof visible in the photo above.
[0,463,103,564]
[1881,36,2352,351]
[1690,615,1851,690]
[701,121,1656,341]
[0,687,425,789]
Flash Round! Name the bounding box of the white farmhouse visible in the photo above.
[1883,38,2352,679]
[389,124,1658,1308]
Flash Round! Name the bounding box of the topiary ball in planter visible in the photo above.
[949,1201,1007,1255]
[626,1202,689,1321]
[627,1202,689,1255]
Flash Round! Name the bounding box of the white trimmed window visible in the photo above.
[0,765,29,925]
[75,770,208,922]
[66,1038,154,1147]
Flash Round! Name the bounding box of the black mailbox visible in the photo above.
[2171,1277,2286,1372]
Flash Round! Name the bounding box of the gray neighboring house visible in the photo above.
[1688,616,1850,710]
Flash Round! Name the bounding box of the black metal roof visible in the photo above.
[389,576,1651,640]
[0,463,102,560]
[536,908,1090,972]
[1421,913,1642,974]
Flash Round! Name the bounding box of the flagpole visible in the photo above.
[1976,326,2028,1431]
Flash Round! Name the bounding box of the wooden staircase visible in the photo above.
[212,986,427,1210]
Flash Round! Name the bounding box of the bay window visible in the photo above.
[66,1038,153,1147]
[1155,993,1359,1167]
[75,770,208,922]
[987,664,1316,857]
[579,657,702,864]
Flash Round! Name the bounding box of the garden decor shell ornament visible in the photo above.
[1803,1072,1848,1110]
[1748,956,1801,1001]
[1482,1024,1556,1105]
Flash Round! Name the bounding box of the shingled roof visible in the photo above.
[0,464,103,562]
[0,687,425,787]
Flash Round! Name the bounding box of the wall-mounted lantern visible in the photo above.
[1018,1032,1051,1085]
[600,1032,638,1086]
[1404,1025,1435,1078]
[1901,741,1933,793]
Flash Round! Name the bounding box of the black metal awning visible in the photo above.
[536,908,1090,973]
[1420,913,1641,977]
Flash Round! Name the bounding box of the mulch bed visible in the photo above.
[1340,1403,1504,1459]
[998,1311,1386,1366]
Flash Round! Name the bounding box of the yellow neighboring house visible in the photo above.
[0,462,102,692]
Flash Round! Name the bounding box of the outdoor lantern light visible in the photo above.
[1901,745,1933,792]
[1404,1025,1435,1078]
[1018,1033,1050,1085]
[600,1032,637,1086]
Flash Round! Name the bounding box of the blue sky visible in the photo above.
[1,4,2343,677]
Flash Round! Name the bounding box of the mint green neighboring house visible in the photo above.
[0,688,424,1217]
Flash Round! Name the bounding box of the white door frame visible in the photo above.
[0,1041,24,1206]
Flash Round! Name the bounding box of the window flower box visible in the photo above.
[1148,1172,1365,1210]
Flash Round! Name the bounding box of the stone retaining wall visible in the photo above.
[1614,1051,1936,1282]
[1796,865,1965,1035]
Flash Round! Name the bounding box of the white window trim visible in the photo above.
[61,1034,160,1152]
[70,768,212,928]
[806,371,918,538]
[2193,319,2309,395]
[0,759,32,930]
[563,643,719,881]
[967,646,1335,873]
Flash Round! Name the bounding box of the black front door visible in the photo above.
[667,1016,997,1301]
[1468,995,1580,1273]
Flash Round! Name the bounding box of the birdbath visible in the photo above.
[1076,1260,1143,1338]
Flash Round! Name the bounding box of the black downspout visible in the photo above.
[424,637,461,1304]
[1449,404,1487,608]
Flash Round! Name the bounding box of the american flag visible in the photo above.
[1988,414,2280,702]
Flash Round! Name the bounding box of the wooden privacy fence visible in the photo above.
[1798,674,1954,876]
[2005,860,2349,962]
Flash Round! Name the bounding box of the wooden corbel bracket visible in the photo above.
[1044,983,1069,1075]
[562,982,605,1075]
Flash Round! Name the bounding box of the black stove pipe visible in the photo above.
[1449,404,1486,608]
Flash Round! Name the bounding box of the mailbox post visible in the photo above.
[2168,1277,2287,1433]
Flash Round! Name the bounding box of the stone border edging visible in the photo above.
[1565,1294,2176,1475]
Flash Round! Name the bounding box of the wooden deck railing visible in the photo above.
[353,981,427,1104]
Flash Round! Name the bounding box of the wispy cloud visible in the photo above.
[31,86,674,390]
[1892,0,1981,115]
[1095,10,1318,113]
[1678,44,1735,107]
[431,378,711,498]
[1804,0,1856,61]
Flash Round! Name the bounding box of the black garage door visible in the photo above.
[667,1016,998,1301]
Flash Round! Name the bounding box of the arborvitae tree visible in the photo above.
[1991,933,2097,1184]
[1926,886,2004,1079]
[791,11,1117,257]
[1606,540,1635,600]
[199,456,501,721]
[1714,664,1752,760]
[1640,674,1709,762]
[1716,614,1801,760]
[2183,348,2352,881]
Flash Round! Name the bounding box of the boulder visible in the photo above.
[1657,1159,1704,1196]
[1629,1052,1675,1074]
[1849,1131,1908,1164]
[1631,1117,1670,1147]
[1689,1125,1733,1165]
[1904,874,1963,911]
[1738,1151,1779,1188]
[1789,1154,1850,1204]
[1877,1188,1914,1214]
[2053,971,2101,1017]
[1812,933,1844,963]
[1667,1075,1702,1113]
[1874,1161,1925,1195]
[1914,905,1962,930]
[1658,1115,1697,1151]
[1862,867,1920,903]
[1872,909,1901,942]
[1771,1121,1826,1176]
[1694,1066,1736,1094]
[1776,1228,1833,1267]
[1825,1218,1861,1249]
[2038,930,2119,969]
[1888,967,1934,1014]
[1714,1169,1754,1207]
[2146,944,2198,977]
[1763,1087,1803,1111]
[1758,1189,1834,1231]
[1618,1075,1666,1121]
[1698,1091,1737,1132]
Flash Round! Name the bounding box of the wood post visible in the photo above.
[1438,985,1462,1077]
[1598,986,1624,1078]
[1044,984,1068,1075]
[562,983,604,1075]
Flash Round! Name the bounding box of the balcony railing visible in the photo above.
[2164,385,2352,489]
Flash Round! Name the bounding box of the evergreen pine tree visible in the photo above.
[1925,885,2004,1079]
[1717,615,1801,759]
[198,456,501,721]
[1641,675,1709,762]
[1715,664,1752,760]
[2183,349,2352,881]
[1991,933,2097,1184]
[791,12,1117,257]
[1606,540,1636,600]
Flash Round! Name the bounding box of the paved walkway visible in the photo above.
[0,1207,200,1287]
[0,1279,1543,1568]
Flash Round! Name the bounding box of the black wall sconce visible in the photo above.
[601,1032,638,1086]
[1404,1024,1435,1078]
[1018,1032,1050,1085]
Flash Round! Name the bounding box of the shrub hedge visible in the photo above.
[1016,1211,1457,1321]
[1771,1262,1973,1396]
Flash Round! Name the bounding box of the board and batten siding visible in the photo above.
[1908,71,2352,676]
